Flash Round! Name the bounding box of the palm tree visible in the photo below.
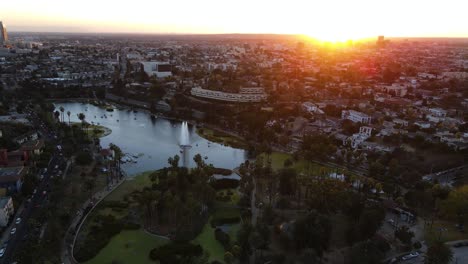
[67,111,71,125]
[136,190,161,230]
[109,143,123,178]
[59,106,65,123]
[77,113,85,128]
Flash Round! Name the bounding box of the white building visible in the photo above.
[140,61,172,78]
[302,102,324,114]
[342,110,371,124]
[428,108,447,118]
[0,196,14,227]
[344,126,372,149]
[191,87,267,102]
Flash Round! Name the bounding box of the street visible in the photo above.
[0,111,66,264]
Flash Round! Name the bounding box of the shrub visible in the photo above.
[210,179,239,190]
[74,216,124,262]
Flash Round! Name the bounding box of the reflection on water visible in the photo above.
[54,102,247,176]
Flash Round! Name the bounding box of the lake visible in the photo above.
[54,102,247,176]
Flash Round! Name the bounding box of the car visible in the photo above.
[42,191,47,195]
[33,189,37,195]
[0,247,5,257]
[402,252,419,260]
[15,218,21,224]
[453,241,468,247]
[10,228,16,235]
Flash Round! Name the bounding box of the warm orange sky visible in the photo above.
[1,0,468,41]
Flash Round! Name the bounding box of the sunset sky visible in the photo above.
[1,0,467,41]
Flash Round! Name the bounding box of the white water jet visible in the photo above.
[180,121,190,146]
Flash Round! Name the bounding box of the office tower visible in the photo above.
[0,22,8,45]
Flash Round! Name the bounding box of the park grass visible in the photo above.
[215,188,241,207]
[106,171,154,201]
[424,219,468,245]
[196,127,248,149]
[194,219,227,263]
[259,152,337,175]
[213,207,241,220]
[83,229,169,264]
[71,122,112,138]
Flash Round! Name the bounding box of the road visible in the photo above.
[0,110,66,263]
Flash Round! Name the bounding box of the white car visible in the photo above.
[10,228,16,235]
[402,252,420,260]
[0,248,5,257]
[15,218,21,225]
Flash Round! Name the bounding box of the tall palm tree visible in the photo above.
[67,111,71,125]
[59,106,65,123]
[136,190,161,229]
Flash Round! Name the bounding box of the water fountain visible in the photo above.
[180,121,192,167]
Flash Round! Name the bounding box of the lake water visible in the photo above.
[54,102,247,176]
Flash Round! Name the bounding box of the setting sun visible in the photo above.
[1,0,467,37]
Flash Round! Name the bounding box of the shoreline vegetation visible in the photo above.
[196,127,248,149]
[70,122,112,138]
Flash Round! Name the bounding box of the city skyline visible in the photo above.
[1,0,468,42]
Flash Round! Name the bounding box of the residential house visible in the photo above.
[0,196,14,227]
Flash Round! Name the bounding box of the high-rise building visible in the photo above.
[376,35,385,47]
[0,21,8,45]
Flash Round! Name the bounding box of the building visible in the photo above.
[0,149,29,167]
[0,166,27,192]
[191,87,267,102]
[344,126,372,149]
[0,22,8,46]
[342,110,371,124]
[0,196,14,227]
[140,61,172,78]
[377,35,385,47]
[302,102,324,114]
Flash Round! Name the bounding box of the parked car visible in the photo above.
[10,228,16,235]
[15,218,21,225]
[453,241,468,247]
[402,252,419,260]
[0,248,5,257]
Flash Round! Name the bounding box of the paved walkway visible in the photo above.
[61,176,126,264]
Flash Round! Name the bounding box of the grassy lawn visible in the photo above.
[194,220,226,263]
[215,188,241,207]
[424,219,468,244]
[196,127,248,149]
[71,123,111,138]
[106,171,154,201]
[259,152,337,175]
[84,229,168,264]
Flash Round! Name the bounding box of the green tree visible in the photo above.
[440,185,468,226]
[394,226,414,245]
[425,241,453,264]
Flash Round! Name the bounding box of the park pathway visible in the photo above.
[61,175,126,264]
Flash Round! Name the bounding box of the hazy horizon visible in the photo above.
[2,0,468,42]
